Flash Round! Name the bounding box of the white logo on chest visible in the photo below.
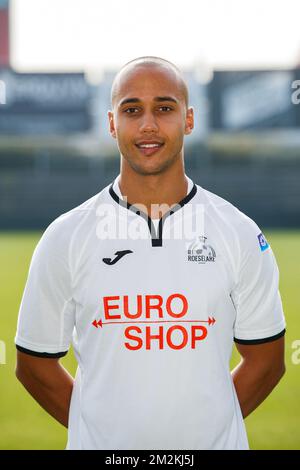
[186,236,216,264]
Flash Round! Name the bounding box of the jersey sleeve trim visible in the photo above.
[234,328,286,345]
[16,344,68,358]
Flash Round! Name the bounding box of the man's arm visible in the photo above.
[231,336,285,419]
[15,350,74,428]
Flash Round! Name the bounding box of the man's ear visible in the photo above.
[108,111,116,139]
[184,107,194,135]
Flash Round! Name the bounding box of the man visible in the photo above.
[15,56,286,450]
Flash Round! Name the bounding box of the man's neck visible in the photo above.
[118,162,188,219]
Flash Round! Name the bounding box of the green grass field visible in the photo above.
[0,230,299,450]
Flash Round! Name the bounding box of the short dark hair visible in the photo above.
[111,56,189,108]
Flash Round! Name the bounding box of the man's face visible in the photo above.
[108,65,194,176]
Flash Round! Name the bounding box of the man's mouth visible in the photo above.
[135,141,164,156]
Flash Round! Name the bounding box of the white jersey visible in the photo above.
[15,175,286,450]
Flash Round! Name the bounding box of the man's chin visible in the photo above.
[124,152,179,176]
[129,160,173,176]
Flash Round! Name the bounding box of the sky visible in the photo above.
[10,0,300,74]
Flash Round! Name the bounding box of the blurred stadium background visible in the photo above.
[0,0,300,450]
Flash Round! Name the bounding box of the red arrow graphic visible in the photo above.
[92,317,216,329]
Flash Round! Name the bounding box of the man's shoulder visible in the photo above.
[195,183,261,237]
[194,184,271,275]
[196,184,245,219]
[49,183,111,228]
[38,183,112,247]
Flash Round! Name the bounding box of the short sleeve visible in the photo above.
[15,217,76,357]
[231,217,286,344]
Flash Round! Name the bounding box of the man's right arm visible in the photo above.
[16,350,74,428]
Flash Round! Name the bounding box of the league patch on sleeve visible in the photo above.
[257,233,270,252]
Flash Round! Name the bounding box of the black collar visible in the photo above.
[109,181,197,247]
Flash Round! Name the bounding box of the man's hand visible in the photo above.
[232,336,285,419]
[15,350,74,427]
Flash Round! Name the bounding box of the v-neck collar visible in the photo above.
[108,175,197,247]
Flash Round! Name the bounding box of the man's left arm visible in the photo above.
[232,336,285,419]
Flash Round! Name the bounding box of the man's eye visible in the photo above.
[123,106,172,114]
[124,108,139,114]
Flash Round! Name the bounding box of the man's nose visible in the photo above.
[139,111,159,133]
